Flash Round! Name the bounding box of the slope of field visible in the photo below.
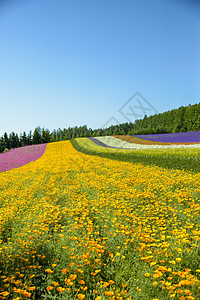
[72,138,200,173]
[0,141,200,299]
[0,144,47,173]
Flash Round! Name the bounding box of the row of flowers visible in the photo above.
[132,131,200,143]
[0,144,47,173]
[91,136,200,149]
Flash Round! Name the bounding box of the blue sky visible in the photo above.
[0,0,199,135]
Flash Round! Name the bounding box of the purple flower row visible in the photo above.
[132,131,200,143]
[88,137,117,148]
[0,144,47,173]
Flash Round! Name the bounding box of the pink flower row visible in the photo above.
[0,144,47,173]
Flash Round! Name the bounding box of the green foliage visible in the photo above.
[42,128,51,143]
[33,126,42,145]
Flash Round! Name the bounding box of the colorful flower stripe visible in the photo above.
[0,141,200,299]
[0,144,47,172]
[88,137,118,148]
[114,135,197,145]
[93,136,200,149]
[132,131,200,143]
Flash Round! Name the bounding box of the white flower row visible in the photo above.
[94,136,200,149]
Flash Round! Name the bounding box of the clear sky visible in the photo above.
[0,0,199,135]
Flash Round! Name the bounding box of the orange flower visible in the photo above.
[45,269,53,274]
[78,294,85,300]
[69,274,77,281]
[57,287,65,292]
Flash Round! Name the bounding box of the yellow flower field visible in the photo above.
[0,141,200,299]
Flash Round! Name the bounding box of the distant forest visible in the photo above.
[0,102,200,153]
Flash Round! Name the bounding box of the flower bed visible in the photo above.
[88,137,116,148]
[0,144,47,172]
[92,136,200,149]
[114,135,194,145]
[132,131,200,143]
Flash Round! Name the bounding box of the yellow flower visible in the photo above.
[176,258,181,262]
[1,291,9,296]
[57,287,65,292]
[45,269,53,274]
[78,294,85,300]
[69,274,77,281]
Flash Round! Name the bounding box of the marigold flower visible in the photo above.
[45,269,53,274]
[69,274,77,281]
[57,287,65,292]
[176,258,181,262]
[104,291,115,296]
[65,279,73,286]
[1,291,9,296]
[62,268,69,274]
[78,294,85,300]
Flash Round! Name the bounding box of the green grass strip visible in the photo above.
[70,138,200,173]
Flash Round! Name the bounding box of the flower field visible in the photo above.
[72,138,200,173]
[0,141,200,299]
[0,144,47,173]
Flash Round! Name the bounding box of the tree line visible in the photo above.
[0,102,200,153]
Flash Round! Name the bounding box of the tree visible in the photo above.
[27,131,32,145]
[20,131,27,146]
[3,132,9,149]
[33,127,42,144]
[42,128,51,143]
